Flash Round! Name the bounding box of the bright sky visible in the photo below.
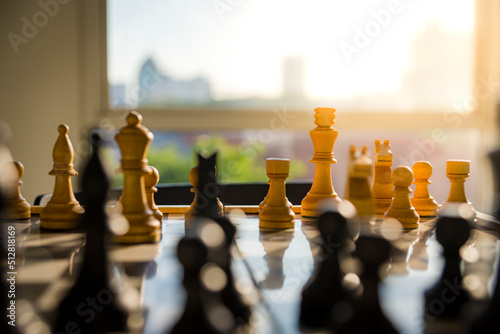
[107,0,473,100]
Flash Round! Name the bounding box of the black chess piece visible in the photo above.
[170,237,228,334]
[300,210,349,328]
[0,191,20,334]
[424,215,471,321]
[194,152,222,219]
[54,133,129,333]
[337,234,398,334]
[469,245,500,333]
[489,149,500,220]
[191,152,252,324]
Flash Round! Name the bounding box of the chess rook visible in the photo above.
[384,166,419,229]
[411,161,439,217]
[301,107,341,218]
[441,159,476,217]
[259,158,295,229]
[372,140,393,216]
[113,111,161,243]
[3,161,31,219]
[145,166,163,223]
[40,124,84,230]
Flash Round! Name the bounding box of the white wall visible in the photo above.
[0,0,104,203]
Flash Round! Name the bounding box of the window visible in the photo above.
[104,0,499,211]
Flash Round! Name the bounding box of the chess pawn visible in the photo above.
[113,111,161,243]
[185,164,223,223]
[301,107,341,218]
[372,140,393,216]
[347,157,374,221]
[384,166,419,229]
[3,161,31,219]
[259,158,295,229]
[145,166,163,223]
[40,124,84,230]
[440,160,476,217]
[411,161,439,217]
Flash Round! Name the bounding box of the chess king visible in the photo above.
[301,107,341,218]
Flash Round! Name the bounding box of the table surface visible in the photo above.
[9,211,500,334]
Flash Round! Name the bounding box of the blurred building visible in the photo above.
[138,58,211,106]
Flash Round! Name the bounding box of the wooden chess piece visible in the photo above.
[3,161,31,219]
[40,124,84,230]
[55,133,129,334]
[113,111,161,243]
[440,160,476,218]
[259,158,295,229]
[424,210,471,321]
[384,166,419,229]
[300,210,349,329]
[372,140,393,216]
[301,107,341,218]
[185,164,223,223]
[337,235,398,334]
[145,166,163,223]
[343,145,358,199]
[411,161,439,217]
[346,154,374,221]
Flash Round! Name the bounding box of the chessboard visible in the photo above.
[7,208,500,334]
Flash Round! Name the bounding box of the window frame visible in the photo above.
[84,0,500,212]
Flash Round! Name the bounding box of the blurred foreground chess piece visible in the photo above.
[113,111,161,243]
[55,133,130,333]
[384,166,419,229]
[440,160,476,218]
[145,166,163,223]
[346,152,373,221]
[411,161,439,217]
[300,210,350,329]
[0,192,21,334]
[301,107,341,218]
[372,140,393,216]
[40,124,84,230]
[469,239,500,333]
[337,234,398,334]
[185,163,223,223]
[2,161,30,219]
[170,237,232,334]
[425,207,471,322]
[488,149,500,220]
[259,158,295,229]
